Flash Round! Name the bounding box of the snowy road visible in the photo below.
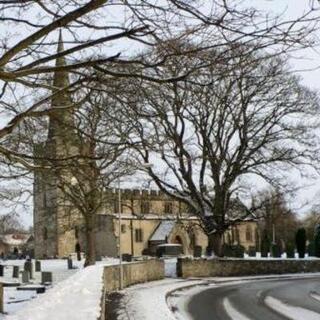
[186,277,320,320]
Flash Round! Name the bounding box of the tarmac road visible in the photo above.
[187,277,320,320]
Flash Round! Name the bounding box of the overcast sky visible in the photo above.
[8,1,320,227]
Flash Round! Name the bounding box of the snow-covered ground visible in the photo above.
[115,273,320,320]
[0,257,118,319]
[265,296,320,320]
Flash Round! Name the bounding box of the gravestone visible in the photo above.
[193,246,202,258]
[0,283,3,313]
[22,270,29,283]
[248,246,256,257]
[35,260,41,272]
[95,255,102,262]
[41,272,52,284]
[12,266,19,278]
[17,285,46,294]
[0,265,4,277]
[24,260,33,279]
[122,254,132,262]
[67,256,73,270]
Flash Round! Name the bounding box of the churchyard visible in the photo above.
[0,257,118,318]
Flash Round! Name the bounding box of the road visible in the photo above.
[187,277,320,320]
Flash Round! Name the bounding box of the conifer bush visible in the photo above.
[314,225,320,257]
[295,228,306,258]
[286,242,295,258]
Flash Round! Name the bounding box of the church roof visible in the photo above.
[149,220,175,241]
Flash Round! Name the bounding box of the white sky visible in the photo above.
[4,0,320,227]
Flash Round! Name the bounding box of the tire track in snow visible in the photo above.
[265,296,320,320]
[310,292,320,303]
[223,297,252,320]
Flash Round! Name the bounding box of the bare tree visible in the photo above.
[0,1,319,263]
[252,189,299,247]
[43,86,135,266]
[124,48,320,256]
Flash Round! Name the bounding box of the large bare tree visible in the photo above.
[0,1,319,262]
[124,48,320,256]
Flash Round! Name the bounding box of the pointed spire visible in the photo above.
[48,30,75,145]
[52,29,70,91]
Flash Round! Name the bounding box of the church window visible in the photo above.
[121,224,126,233]
[235,227,240,244]
[135,229,143,242]
[246,226,252,241]
[43,227,48,240]
[75,226,79,239]
[164,202,173,214]
[141,201,150,214]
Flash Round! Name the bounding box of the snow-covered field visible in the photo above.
[0,257,118,319]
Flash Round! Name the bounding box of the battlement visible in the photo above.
[106,188,173,200]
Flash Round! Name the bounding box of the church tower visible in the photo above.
[33,31,82,258]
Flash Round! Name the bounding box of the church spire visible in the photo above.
[52,30,71,101]
[47,30,76,148]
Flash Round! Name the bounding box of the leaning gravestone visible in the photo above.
[22,270,29,283]
[0,265,4,277]
[67,256,73,270]
[35,260,41,272]
[41,271,52,284]
[12,266,19,278]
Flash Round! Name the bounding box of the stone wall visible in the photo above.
[177,258,320,278]
[103,259,164,293]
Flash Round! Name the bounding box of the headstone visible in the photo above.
[122,254,132,262]
[95,255,102,262]
[41,272,52,284]
[17,285,46,294]
[67,256,73,270]
[0,283,3,313]
[0,265,4,277]
[75,242,81,261]
[193,246,202,258]
[248,246,256,257]
[22,270,29,283]
[12,266,19,278]
[35,260,41,272]
[24,260,33,279]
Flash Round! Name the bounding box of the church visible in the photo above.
[33,33,258,259]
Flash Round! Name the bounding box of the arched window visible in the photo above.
[75,226,79,239]
[235,227,240,244]
[246,226,252,241]
[43,227,48,240]
[227,233,232,245]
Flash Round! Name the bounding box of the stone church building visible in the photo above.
[33,34,258,259]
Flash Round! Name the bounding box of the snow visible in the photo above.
[223,297,251,320]
[150,221,175,241]
[164,258,177,278]
[117,273,320,320]
[265,296,320,320]
[310,292,320,302]
[0,258,118,320]
[116,279,202,320]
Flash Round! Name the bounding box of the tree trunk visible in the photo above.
[84,215,96,267]
[208,232,224,257]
